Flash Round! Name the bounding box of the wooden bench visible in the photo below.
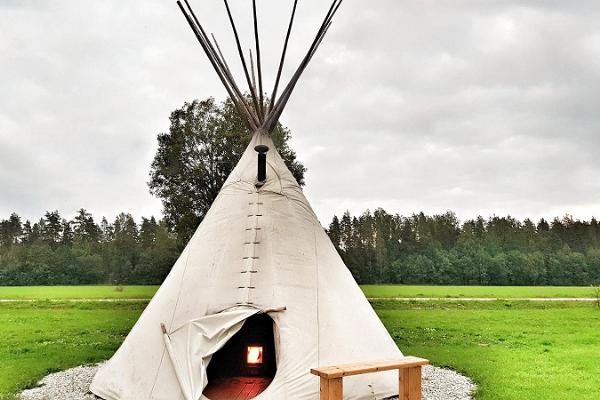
[310,357,429,400]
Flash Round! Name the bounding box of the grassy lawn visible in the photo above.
[0,285,159,300]
[375,300,600,400]
[0,287,599,399]
[0,285,596,300]
[0,301,145,400]
[362,285,597,299]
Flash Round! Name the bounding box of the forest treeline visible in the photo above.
[0,210,179,285]
[328,210,600,285]
[1,208,600,286]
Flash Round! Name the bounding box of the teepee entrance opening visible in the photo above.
[203,314,277,400]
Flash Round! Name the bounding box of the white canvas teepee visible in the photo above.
[91,1,403,399]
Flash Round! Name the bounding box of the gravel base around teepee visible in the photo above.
[385,365,475,400]
[20,363,475,400]
[19,363,104,400]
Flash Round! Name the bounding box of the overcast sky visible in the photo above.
[2,0,600,225]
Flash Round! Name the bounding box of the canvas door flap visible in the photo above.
[162,308,262,400]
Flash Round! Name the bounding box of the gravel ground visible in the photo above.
[20,363,475,400]
[386,365,475,400]
[20,364,103,400]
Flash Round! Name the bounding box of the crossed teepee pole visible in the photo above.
[176,0,343,133]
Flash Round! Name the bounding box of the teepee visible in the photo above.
[90,1,402,399]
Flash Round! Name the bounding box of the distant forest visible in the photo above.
[1,209,600,286]
[0,210,179,285]
[329,210,600,286]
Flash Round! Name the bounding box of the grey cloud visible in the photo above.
[1,0,599,224]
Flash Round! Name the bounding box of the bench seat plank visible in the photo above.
[311,357,429,379]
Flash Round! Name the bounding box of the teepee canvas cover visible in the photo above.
[91,1,402,399]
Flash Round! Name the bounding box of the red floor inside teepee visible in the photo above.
[202,377,273,400]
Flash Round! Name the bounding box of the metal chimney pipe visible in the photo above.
[254,145,269,185]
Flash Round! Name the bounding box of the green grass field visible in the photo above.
[0,285,159,300]
[0,286,599,400]
[375,300,600,400]
[361,285,597,299]
[0,301,145,400]
[0,284,596,300]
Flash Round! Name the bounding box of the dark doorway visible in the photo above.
[203,313,276,400]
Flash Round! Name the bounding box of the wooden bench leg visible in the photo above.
[409,366,422,400]
[320,377,343,400]
[399,366,422,400]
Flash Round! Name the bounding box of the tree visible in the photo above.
[61,219,74,246]
[327,215,342,250]
[149,97,306,244]
[42,211,62,247]
[72,209,100,244]
[21,220,33,244]
[140,217,159,249]
[136,220,178,284]
[6,206,600,286]
[100,217,113,244]
[0,213,22,248]
[109,213,140,284]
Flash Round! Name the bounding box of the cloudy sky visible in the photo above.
[1,0,600,225]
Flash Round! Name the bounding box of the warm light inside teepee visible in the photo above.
[247,346,263,365]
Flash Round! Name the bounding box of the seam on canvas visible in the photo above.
[265,159,283,194]
[151,236,194,396]
[149,349,166,398]
[314,225,320,365]
[170,240,194,326]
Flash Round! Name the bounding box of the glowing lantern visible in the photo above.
[247,346,263,365]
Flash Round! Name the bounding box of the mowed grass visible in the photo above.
[0,287,599,400]
[0,301,145,400]
[0,285,595,300]
[362,285,597,299]
[0,285,158,300]
[375,300,600,400]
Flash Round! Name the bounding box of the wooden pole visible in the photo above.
[252,0,264,120]
[265,0,343,132]
[223,0,262,118]
[249,49,257,94]
[182,0,260,127]
[270,0,298,113]
[177,1,258,130]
